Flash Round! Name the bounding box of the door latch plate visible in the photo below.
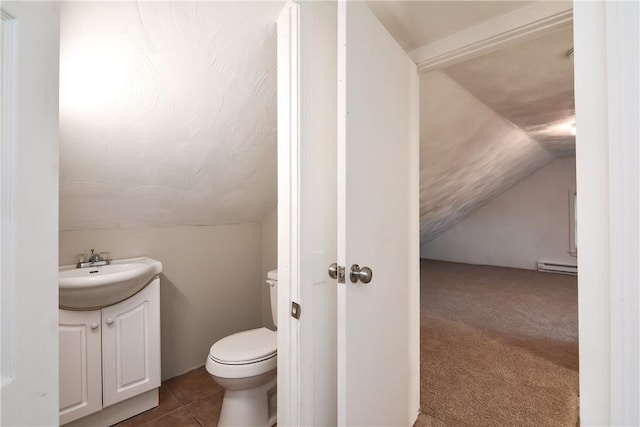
[291,301,301,319]
[328,263,346,283]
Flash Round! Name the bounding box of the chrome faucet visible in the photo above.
[88,249,101,262]
[76,249,111,268]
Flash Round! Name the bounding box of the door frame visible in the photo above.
[0,2,60,425]
[276,3,301,424]
[277,2,339,425]
[411,2,639,424]
[573,1,639,424]
[279,1,640,425]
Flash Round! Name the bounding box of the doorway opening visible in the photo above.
[367,2,579,424]
[416,16,578,427]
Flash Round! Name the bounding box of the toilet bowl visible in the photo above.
[206,270,278,427]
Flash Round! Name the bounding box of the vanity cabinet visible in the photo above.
[59,310,102,424]
[59,279,160,425]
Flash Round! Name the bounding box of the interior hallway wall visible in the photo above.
[60,224,263,380]
[422,157,576,270]
[261,209,277,329]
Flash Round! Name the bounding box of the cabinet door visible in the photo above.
[59,309,102,425]
[102,279,161,407]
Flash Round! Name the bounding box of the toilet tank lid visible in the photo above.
[267,270,277,281]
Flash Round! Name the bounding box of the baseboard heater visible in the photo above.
[536,261,578,275]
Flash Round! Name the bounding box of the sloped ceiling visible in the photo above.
[419,27,575,241]
[366,1,534,51]
[367,2,575,242]
[59,2,283,231]
[61,2,574,244]
[443,27,575,157]
[420,72,554,240]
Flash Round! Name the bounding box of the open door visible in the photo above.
[278,2,418,425]
[337,2,420,425]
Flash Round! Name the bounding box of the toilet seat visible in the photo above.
[206,327,277,379]
[209,327,276,364]
[207,353,276,379]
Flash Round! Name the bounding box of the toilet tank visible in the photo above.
[266,270,278,327]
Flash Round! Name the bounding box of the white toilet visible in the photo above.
[206,270,278,427]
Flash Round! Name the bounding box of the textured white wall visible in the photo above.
[59,2,281,231]
[419,71,554,241]
[261,209,277,329]
[59,224,264,380]
[422,157,576,270]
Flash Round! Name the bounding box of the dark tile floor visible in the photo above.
[114,367,224,427]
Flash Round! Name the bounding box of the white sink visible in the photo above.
[59,256,162,309]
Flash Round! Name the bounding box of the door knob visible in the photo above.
[90,322,99,330]
[350,264,373,284]
[328,263,338,279]
[106,318,114,325]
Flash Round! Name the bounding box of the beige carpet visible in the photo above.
[417,260,579,427]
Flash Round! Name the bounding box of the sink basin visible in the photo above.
[59,256,162,309]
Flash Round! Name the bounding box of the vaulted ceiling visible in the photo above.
[367,1,535,51]
[419,71,555,239]
[367,2,575,242]
[443,28,575,158]
[60,2,575,244]
[419,27,574,240]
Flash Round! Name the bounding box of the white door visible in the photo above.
[278,2,418,425]
[59,310,103,424]
[337,3,420,425]
[102,280,160,407]
[0,3,60,425]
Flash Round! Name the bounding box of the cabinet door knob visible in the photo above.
[106,318,114,325]
[90,322,99,330]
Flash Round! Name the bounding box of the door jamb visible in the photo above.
[276,2,301,425]
[574,2,639,424]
